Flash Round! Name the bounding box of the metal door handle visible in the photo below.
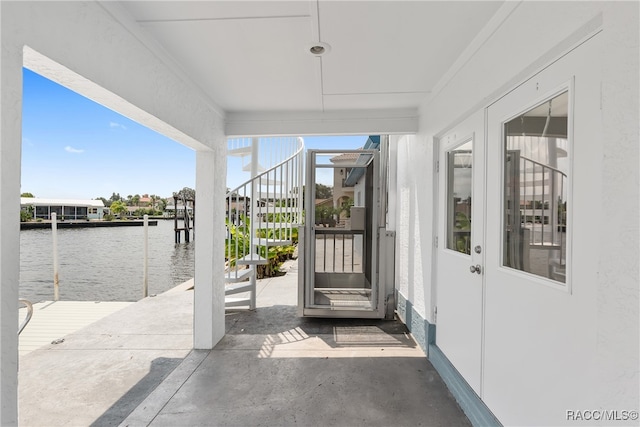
[469,264,482,274]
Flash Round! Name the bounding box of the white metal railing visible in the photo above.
[314,229,363,273]
[225,137,304,282]
[519,155,567,272]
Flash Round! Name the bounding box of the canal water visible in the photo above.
[20,220,195,302]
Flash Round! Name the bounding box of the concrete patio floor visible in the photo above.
[19,260,470,426]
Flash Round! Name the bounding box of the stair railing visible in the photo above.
[225,137,304,282]
[518,155,567,281]
[519,155,567,267]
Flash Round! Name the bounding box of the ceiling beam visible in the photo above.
[225,109,419,137]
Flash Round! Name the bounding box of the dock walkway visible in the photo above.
[18,262,469,426]
[19,300,133,356]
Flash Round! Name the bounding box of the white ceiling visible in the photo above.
[118,1,504,115]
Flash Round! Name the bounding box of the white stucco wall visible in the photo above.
[1,2,227,422]
[596,3,639,412]
[394,133,434,322]
[393,0,638,422]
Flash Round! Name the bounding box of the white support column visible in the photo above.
[2,0,227,359]
[194,134,227,349]
[249,138,259,309]
[250,137,259,242]
[0,37,22,425]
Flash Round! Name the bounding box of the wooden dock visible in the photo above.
[18,300,133,356]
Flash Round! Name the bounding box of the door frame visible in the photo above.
[430,31,602,425]
[300,149,385,318]
[433,110,487,396]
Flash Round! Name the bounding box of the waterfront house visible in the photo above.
[20,197,106,220]
[138,194,152,207]
[163,203,194,219]
[1,2,637,425]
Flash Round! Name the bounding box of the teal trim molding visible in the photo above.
[429,345,502,427]
[395,291,435,354]
[395,291,501,427]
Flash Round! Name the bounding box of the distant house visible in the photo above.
[125,206,140,216]
[329,152,358,213]
[314,198,333,209]
[226,193,249,213]
[138,194,152,207]
[163,203,193,219]
[20,197,106,220]
[330,136,380,220]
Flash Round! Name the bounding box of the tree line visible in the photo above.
[98,187,195,218]
[20,187,195,220]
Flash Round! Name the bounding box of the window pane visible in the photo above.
[503,91,568,283]
[446,140,473,255]
[35,206,48,218]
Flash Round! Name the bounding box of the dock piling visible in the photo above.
[173,195,195,243]
[143,214,149,298]
[52,212,59,301]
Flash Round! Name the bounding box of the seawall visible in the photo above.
[20,220,158,230]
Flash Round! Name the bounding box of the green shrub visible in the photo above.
[20,210,32,222]
[226,214,297,279]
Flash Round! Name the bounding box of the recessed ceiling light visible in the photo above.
[307,42,331,56]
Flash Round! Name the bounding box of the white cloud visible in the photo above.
[109,121,127,130]
[65,146,84,154]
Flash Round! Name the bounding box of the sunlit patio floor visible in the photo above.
[18,260,469,426]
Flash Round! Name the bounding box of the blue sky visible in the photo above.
[22,69,367,200]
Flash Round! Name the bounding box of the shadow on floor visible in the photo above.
[150,352,470,426]
[224,304,415,349]
[116,305,470,426]
[90,357,183,426]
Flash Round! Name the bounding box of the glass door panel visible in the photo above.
[502,91,569,283]
[446,141,473,255]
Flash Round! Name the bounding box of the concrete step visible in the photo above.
[225,282,253,296]
[225,297,252,308]
[224,267,253,283]
[236,254,268,265]
[252,238,292,247]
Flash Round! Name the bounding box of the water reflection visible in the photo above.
[20,220,195,302]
